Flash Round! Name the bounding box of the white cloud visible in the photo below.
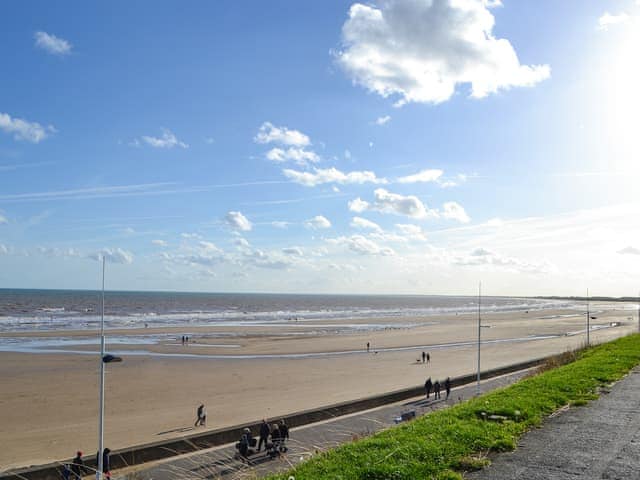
[442,201,471,223]
[598,12,630,30]
[337,0,550,105]
[485,217,503,227]
[328,235,395,256]
[375,115,391,125]
[234,237,251,249]
[348,188,438,219]
[0,244,7,254]
[305,215,332,229]
[140,129,188,149]
[271,221,291,229]
[204,137,215,144]
[282,246,304,256]
[34,31,72,55]
[266,147,320,166]
[0,214,7,225]
[0,112,55,143]
[254,122,310,147]
[181,232,203,239]
[395,223,428,241]
[618,246,640,255]
[397,169,443,184]
[152,239,168,247]
[225,211,252,231]
[453,247,553,274]
[283,167,387,187]
[89,248,134,264]
[438,173,468,188]
[350,216,382,232]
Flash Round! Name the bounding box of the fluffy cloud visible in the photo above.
[375,115,391,125]
[618,246,640,255]
[140,129,188,149]
[152,239,168,247]
[397,169,443,184]
[598,12,630,30]
[442,201,471,223]
[283,167,387,187]
[282,246,304,256]
[328,235,395,256]
[348,188,438,219]
[266,147,320,166]
[225,211,252,231]
[0,214,7,225]
[0,112,55,143]
[336,0,550,105]
[453,247,554,274]
[350,216,382,232]
[89,248,134,264]
[305,215,332,229]
[254,122,310,147]
[34,31,72,55]
[395,223,428,241]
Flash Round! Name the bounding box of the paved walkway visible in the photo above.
[467,367,640,480]
[119,369,533,480]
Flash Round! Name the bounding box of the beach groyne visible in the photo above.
[0,356,546,480]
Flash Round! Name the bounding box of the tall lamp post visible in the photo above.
[476,281,481,396]
[586,288,590,347]
[97,257,122,480]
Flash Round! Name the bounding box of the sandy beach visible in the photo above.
[0,303,636,471]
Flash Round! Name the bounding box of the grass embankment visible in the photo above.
[269,334,640,480]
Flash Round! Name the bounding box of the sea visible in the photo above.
[0,288,578,333]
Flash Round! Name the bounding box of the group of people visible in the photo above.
[421,351,431,363]
[181,335,191,346]
[237,419,290,458]
[65,449,111,480]
[424,376,451,400]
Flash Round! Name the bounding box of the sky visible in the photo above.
[1,0,639,296]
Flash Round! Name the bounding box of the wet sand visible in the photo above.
[0,304,636,471]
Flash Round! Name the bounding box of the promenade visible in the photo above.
[468,366,640,480]
[121,369,533,480]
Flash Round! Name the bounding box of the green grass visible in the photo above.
[268,334,640,480]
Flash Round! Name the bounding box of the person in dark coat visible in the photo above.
[238,428,253,458]
[70,451,85,479]
[434,380,441,399]
[279,419,289,440]
[444,377,451,399]
[426,352,430,363]
[270,423,281,448]
[421,351,426,363]
[424,377,432,399]
[258,419,270,451]
[96,448,111,478]
[195,404,206,427]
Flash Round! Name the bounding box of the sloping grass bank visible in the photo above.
[269,334,640,480]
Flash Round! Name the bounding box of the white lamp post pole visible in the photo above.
[97,257,105,480]
[586,288,590,347]
[476,281,481,396]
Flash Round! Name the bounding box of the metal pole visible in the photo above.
[586,288,590,347]
[97,256,105,480]
[476,281,481,396]
[638,291,639,333]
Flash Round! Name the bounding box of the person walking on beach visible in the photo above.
[426,352,430,363]
[195,404,206,427]
[258,419,270,451]
[434,380,441,399]
[421,351,426,363]
[366,342,370,352]
[70,451,85,479]
[444,377,451,399]
[181,335,185,346]
[424,377,432,399]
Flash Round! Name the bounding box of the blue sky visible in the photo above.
[1,0,639,295]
